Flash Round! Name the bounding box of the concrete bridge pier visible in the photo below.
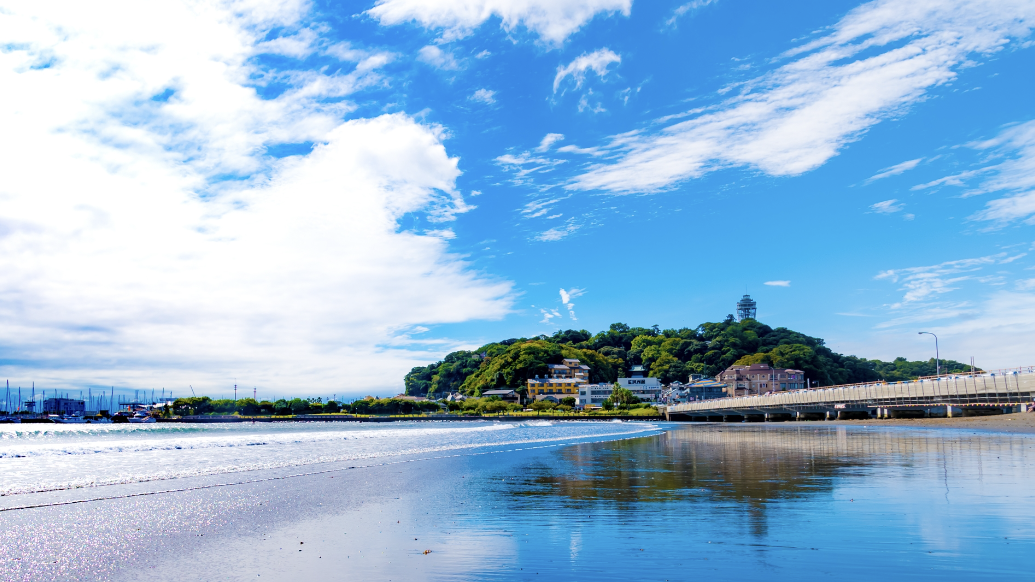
[825,411,837,420]
[796,411,826,421]
[722,414,744,423]
[765,413,793,422]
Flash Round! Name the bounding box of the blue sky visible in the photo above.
[1,0,1034,397]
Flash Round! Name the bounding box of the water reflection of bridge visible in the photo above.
[665,368,1035,422]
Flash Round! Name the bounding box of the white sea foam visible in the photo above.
[0,421,660,496]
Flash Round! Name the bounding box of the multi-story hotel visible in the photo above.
[717,363,805,396]
[527,358,591,398]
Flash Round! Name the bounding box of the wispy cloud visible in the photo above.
[554,48,621,93]
[666,0,721,27]
[875,254,1004,306]
[934,120,1035,225]
[866,158,922,183]
[536,133,565,152]
[870,199,905,214]
[368,0,632,45]
[764,280,790,287]
[536,218,581,241]
[568,0,1035,193]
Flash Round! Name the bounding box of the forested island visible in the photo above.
[405,318,974,398]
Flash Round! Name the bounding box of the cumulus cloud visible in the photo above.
[368,0,631,45]
[470,88,496,103]
[559,287,585,320]
[553,48,621,93]
[569,0,1035,193]
[764,281,790,287]
[0,0,512,394]
[866,158,922,183]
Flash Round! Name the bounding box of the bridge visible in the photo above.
[664,366,1035,422]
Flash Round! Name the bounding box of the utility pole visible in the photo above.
[234,384,237,402]
[918,331,940,376]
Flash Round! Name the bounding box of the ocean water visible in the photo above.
[0,421,1033,581]
[0,420,660,497]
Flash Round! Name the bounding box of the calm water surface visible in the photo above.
[0,421,1032,581]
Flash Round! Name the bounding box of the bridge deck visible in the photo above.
[666,368,1035,417]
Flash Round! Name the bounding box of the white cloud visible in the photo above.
[570,0,1035,193]
[496,152,566,185]
[666,0,721,27]
[470,88,496,104]
[536,219,581,241]
[866,158,922,183]
[863,291,1035,369]
[539,308,562,324]
[577,89,607,113]
[0,0,512,394]
[553,48,621,93]
[559,287,585,320]
[875,255,1003,306]
[1017,279,1035,290]
[923,120,1035,225]
[417,45,460,69]
[764,280,790,287]
[870,199,905,214]
[536,133,565,152]
[368,0,632,45]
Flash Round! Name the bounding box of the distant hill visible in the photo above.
[404,318,975,397]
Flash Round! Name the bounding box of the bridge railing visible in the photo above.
[667,367,1035,413]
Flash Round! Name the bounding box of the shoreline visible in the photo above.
[812,411,1035,434]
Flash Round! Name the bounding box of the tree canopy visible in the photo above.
[403,319,977,397]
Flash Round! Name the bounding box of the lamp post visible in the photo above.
[918,332,939,376]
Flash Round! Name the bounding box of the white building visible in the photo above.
[617,365,662,402]
[577,384,615,407]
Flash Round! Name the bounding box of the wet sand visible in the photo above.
[824,411,1035,433]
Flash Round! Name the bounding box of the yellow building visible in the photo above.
[527,358,591,397]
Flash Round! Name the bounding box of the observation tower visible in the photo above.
[736,294,757,321]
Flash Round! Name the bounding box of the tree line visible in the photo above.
[405,318,976,398]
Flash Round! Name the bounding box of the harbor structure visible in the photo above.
[43,398,86,415]
[717,363,805,397]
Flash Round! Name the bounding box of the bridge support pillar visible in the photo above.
[946,406,961,418]
[825,411,837,421]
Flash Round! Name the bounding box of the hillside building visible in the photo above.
[527,358,590,398]
[717,363,805,397]
[617,365,662,402]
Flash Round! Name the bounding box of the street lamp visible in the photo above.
[918,331,939,376]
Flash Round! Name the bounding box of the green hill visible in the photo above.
[404,318,974,397]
